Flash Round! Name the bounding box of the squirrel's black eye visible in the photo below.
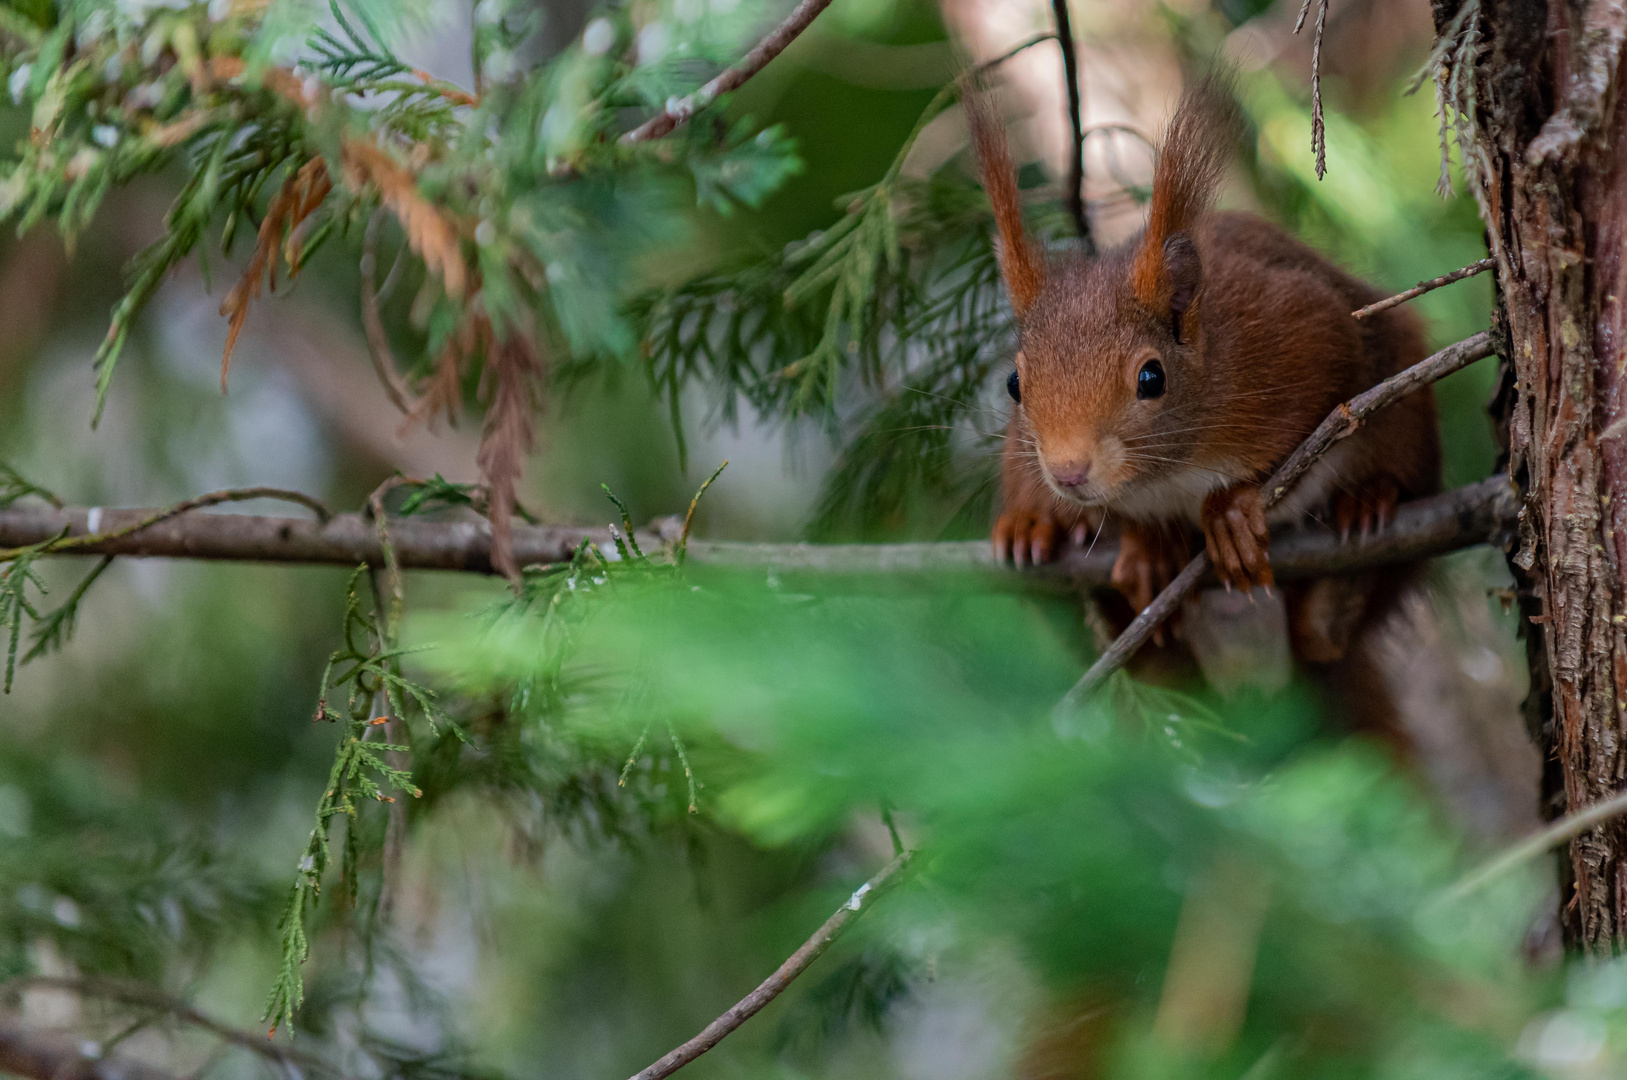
[1007,369,1021,403]
[1136,359,1166,400]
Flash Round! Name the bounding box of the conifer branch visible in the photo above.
[1058,330,1498,710]
[0,474,1514,584]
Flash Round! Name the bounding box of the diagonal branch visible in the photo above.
[1057,330,1498,711]
[626,851,912,1080]
[621,0,836,143]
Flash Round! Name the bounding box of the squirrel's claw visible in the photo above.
[1202,484,1273,593]
[1332,480,1400,547]
[993,511,1063,567]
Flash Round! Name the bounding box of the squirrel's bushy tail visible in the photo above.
[964,82,1046,319]
[1130,71,1245,307]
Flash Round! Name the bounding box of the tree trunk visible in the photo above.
[1456,0,1627,948]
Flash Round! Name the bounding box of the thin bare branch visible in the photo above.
[0,1016,177,1080]
[1058,330,1498,710]
[0,976,338,1077]
[621,0,836,143]
[626,851,913,1080]
[1049,0,1094,252]
[1351,258,1495,319]
[1442,790,1627,902]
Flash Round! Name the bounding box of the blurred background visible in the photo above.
[0,0,1578,1078]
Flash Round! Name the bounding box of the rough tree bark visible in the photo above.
[1452,0,1627,948]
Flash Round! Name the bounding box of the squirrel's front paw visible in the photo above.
[1201,484,1273,592]
[1110,520,1189,615]
[1332,479,1400,543]
[994,510,1090,567]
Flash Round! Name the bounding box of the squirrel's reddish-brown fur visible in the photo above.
[976,74,1440,697]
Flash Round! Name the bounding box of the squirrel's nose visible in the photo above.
[1051,462,1091,489]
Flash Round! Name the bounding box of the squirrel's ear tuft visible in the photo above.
[965,84,1046,319]
[1130,69,1240,319]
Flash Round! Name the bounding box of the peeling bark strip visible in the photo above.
[1453,0,1627,948]
[0,478,1513,585]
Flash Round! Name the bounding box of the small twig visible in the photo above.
[1057,330,1496,709]
[975,33,1057,75]
[0,975,340,1077]
[1049,0,1094,252]
[360,211,417,416]
[625,851,913,1080]
[0,487,331,562]
[1296,0,1331,179]
[621,0,836,143]
[1441,789,1627,901]
[1351,258,1495,319]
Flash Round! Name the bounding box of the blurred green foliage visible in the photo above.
[400,563,1562,1079]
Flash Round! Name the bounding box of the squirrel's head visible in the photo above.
[1009,242,1207,507]
[967,69,1239,507]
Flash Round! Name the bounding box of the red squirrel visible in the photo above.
[974,75,1440,666]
